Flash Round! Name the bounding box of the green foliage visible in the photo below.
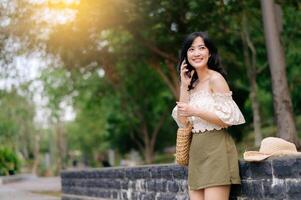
[42,0,301,161]
[64,69,111,165]
[41,67,75,122]
[0,147,21,176]
[282,5,301,115]
[1,0,301,167]
[105,62,176,153]
[0,91,21,142]
[0,90,36,158]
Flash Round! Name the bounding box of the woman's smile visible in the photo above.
[192,58,204,63]
[187,36,210,68]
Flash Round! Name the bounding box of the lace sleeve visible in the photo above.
[212,92,246,126]
[171,106,186,128]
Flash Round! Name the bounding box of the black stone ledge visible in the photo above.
[62,156,301,180]
[61,163,187,180]
[61,156,301,200]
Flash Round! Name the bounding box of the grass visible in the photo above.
[31,191,61,197]
[154,153,175,164]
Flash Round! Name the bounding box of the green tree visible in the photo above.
[0,89,37,169]
[261,0,299,146]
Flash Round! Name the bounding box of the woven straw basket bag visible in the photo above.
[175,123,193,166]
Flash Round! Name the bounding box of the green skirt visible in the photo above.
[188,129,241,190]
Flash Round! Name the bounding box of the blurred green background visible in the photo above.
[0,0,300,176]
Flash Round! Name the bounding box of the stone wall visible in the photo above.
[235,156,301,200]
[61,156,301,200]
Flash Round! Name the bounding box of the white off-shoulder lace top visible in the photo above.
[172,90,245,133]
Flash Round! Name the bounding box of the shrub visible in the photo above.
[0,147,21,176]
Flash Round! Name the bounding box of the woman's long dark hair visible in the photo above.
[177,32,227,91]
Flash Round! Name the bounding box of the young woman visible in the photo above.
[172,32,245,200]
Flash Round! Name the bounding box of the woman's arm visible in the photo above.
[177,84,190,126]
[176,60,194,127]
[177,73,230,127]
[177,101,228,127]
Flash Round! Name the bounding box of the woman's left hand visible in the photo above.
[176,102,196,117]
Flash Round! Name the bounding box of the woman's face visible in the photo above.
[187,36,210,69]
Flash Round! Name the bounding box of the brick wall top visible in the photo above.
[61,164,187,180]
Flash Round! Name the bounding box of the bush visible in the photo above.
[0,147,21,176]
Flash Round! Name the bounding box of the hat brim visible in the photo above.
[243,151,271,162]
[243,150,301,162]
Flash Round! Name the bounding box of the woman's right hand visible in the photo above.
[180,60,193,87]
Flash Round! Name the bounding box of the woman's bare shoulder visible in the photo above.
[209,70,230,93]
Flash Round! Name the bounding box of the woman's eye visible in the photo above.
[189,48,194,52]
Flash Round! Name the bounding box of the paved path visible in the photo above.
[0,177,61,200]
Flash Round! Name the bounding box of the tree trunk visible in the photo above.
[144,145,154,165]
[56,122,67,170]
[32,134,40,175]
[141,122,153,164]
[241,11,262,147]
[260,0,299,146]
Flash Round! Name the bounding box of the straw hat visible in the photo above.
[243,137,301,162]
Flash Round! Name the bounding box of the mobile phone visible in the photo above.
[182,59,190,77]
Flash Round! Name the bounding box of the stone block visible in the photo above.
[62,186,82,196]
[87,178,106,188]
[140,192,155,200]
[121,179,129,189]
[296,157,301,178]
[156,193,177,200]
[129,191,138,200]
[248,161,272,179]
[136,179,146,191]
[128,167,151,179]
[95,168,125,179]
[171,165,187,179]
[239,160,251,179]
[128,180,136,190]
[112,190,118,199]
[124,168,136,179]
[175,194,189,200]
[167,180,179,193]
[97,189,112,198]
[262,179,286,199]
[61,178,75,187]
[150,167,162,179]
[121,191,128,200]
[240,180,264,199]
[160,166,174,179]
[146,179,156,191]
[272,156,300,179]
[286,179,301,199]
[177,180,188,192]
[155,179,167,192]
[112,179,122,189]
